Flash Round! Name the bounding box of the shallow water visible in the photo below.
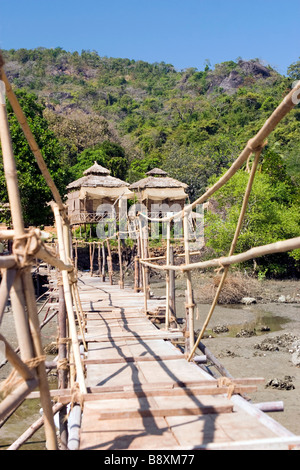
[0,300,58,450]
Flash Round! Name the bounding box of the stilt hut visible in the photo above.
[129,168,188,217]
[66,162,133,229]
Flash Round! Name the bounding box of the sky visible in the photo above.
[0,0,299,75]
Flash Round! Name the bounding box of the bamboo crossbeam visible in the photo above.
[0,378,38,424]
[7,402,65,451]
[0,333,35,382]
[140,237,300,272]
[36,245,73,272]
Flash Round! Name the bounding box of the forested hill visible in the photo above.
[1,48,300,276]
[2,48,299,192]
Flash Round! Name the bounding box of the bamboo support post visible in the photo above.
[97,242,101,276]
[183,210,195,353]
[169,246,176,319]
[134,256,140,292]
[51,202,87,394]
[89,242,95,277]
[106,238,113,285]
[117,233,124,289]
[101,242,106,281]
[138,218,148,314]
[165,221,171,329]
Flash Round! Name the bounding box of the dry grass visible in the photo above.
[195,271,259,304]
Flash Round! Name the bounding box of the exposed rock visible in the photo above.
[265,376,295,390]
[241,297,257,305]
[219,70,243,94]
[238,60,271,78]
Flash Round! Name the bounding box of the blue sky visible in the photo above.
[0,0,299,75]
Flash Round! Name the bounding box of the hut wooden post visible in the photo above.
[74,240,78,271]
[169,245,176,320]
[134,256,140,292]
[101,242,106,281]
[138,218,148,314]
[97,242,101,276]
[106,238,113,285]
[0,84,58,449]
[117,233,124,289]
[183,210,195,355]
[89,241,95,277]
[136,229,143,291]
[165,221,171,329]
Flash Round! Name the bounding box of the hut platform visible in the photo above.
[74,273,300,451]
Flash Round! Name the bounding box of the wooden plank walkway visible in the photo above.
[77,273,300,450]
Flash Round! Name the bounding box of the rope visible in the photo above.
[13,229,42,269]
[217,377,236,399]
[0,355,46,399]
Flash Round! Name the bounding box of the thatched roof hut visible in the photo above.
[129,168,188,215]
[66,162,133,225]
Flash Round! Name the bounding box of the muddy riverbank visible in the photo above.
[149,272,300,435]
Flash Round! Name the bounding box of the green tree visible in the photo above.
[0,90,69,226]
[70,141,128,181]
[205,169,300,277]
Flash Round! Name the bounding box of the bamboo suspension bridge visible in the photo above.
[0,52,300,451]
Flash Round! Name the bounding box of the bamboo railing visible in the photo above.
[0,54,87,450]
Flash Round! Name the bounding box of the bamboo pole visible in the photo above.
[139,237,300,273]
[117,233,124,289]
[7,402,64,451]
[51,203,87,394]
[138,218,148,315]
[165,221,171,329]
[183,210,194,353]
[188,148,262,361]
[134,256,140,292]
[0,90,58,449]
[101,242,106,281]
[106,238,113,285]
[169,246,176,319]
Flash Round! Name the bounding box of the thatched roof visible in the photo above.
[129,168,188,190]
[146,168,168,176]
[67,161,130,190]
[83,161,110,176]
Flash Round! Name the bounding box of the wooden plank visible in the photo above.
[26,377,263,400]
[81,331,183,342]
[93,404,233,420]
[84,354,187,364]
[189,436,300,450]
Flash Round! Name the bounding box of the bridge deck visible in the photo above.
[77,273,299,450]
